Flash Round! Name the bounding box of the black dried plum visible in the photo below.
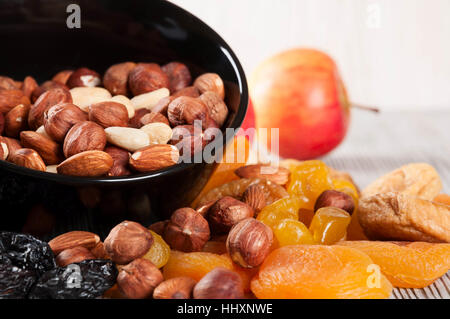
[0,232,56,276]
[28,259,117,299]
[0,264,37,299]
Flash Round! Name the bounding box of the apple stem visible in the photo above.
[351,103,380,113]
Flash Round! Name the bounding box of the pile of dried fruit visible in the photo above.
[0,63,228,176]
[1,160,449,299]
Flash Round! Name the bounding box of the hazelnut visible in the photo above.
[199,91,229,127]
[226,218,273,268]
[148,220,168,236]
[103,62,136,96]
[89,101,129,128]
[242,184,267,213]
[104,146,131,177]
[20,131,63,165]
[0,89,30,114]
[193,267,244,299]
[55,246,95,267]
[28,87,72,130]
[195,200,216,216]
[66,67,101,88]
[153,277,197,299]
[140,111,170,126]
[63,121,107,158]
[172,86,200,98]
[161,62,192,93]
[152,96,174,115]
[104,220,154,264]
[207,196,254,234]
[167,96,210,129]
[21,76,38,99]
[9,148,46,171]
[44,103,88,142]
[235,164,291,185]
[128,63,169,96]
[31,80,69,103]
[4,103,30,138]
[314,190,355,215]
[163,208,210,252]
[52,70,74,85]
[193,73,225,100]
[117,258,163,299]
[129,108,150,128]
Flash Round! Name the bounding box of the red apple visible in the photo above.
[249,48,350,160]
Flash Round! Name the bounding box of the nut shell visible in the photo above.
[163,208,210,252]
[117,258,163,299]
[128,63,169,96]
[63,121,107,158]
[226,218,273,268]
[104,220,154,264]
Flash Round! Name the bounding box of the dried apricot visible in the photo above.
[337,241,450,288]
[197,178,288,207]
[273,219,316,246]
[287,160,333,210]
[309,207,351,244]
[142,230,170,268]
[251,245,392,299]
[434,194,450,206]
[257,196,305,229]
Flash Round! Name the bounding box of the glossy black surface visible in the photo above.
[0,0,248,239]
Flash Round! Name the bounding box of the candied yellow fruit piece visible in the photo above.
[309,207,351,244]
[142,230,170,268]
[257,196,306,228]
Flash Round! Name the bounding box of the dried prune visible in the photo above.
[0,232,56,276]
[29,259,117,299]
[0,232,56,298]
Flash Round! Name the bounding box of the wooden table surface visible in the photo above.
[321,109,450,299]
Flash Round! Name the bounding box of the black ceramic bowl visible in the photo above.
[0,0,248,239]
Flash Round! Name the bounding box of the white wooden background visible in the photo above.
[170,0,450,111]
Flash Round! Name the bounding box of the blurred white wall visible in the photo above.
[170,0,450,111]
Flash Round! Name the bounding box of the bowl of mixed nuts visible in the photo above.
[0,0,248,236]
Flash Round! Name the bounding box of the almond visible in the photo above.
[0,89,30,113]
[20,131,63,165]
[242,184,267,213]
[55,246,96,267]
[152,96,174,115]
[235,164,291,185]
[48,230,100,255]
[140,122,173,145]
[44,103,88,142]
[28,87,72,130]
[193,73,225,100]
[89,101,129,128]
[103,62,136,96]
[0,76,19,90]
[70,87,112,112]
[57,150,113,176]
[36,125,51,139]
[9,148,46,171]
[128,63,169,96]
[129,144,179,172]
[4,103,30,137]
[63,121,107,158]
[21,76,38,99]
[130,88,170,110]
[105,126,150,152]
[46,165,58,173]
